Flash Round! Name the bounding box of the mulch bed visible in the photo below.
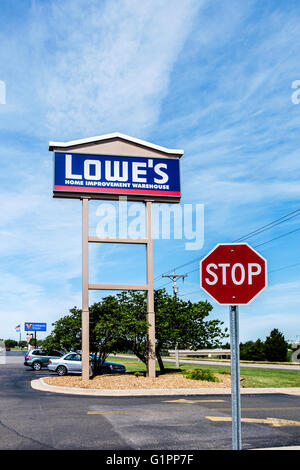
[43,372,231,390]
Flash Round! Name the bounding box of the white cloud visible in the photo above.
[25,0,201,139]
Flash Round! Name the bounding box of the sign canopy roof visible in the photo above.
[49,132,184,159]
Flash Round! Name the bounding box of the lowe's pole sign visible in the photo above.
[24,323,47,332]
[53,152,181,201]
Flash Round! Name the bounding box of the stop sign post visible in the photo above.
[200,243,267,450]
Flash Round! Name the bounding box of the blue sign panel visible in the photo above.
[24,323,47,332]
[53,152,181,199]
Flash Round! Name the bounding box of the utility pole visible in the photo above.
[162,271,188,367]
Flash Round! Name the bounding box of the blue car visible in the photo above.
[90,353,126,375]
[98,361,126,375]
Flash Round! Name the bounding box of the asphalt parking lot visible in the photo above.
[0,355,300,451]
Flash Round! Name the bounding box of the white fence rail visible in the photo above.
[168,349,230,357]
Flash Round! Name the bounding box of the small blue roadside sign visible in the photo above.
[24,323,47,332]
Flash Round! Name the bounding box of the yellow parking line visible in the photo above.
[163,399,225,404]
[88,408,217,415]
[209,407,300,412]
[206,416,300,427]
[88,410,187,415]
[88,410,140,415]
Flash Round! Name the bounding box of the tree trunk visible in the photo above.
[156,349,165,373]
[132,348,147,366]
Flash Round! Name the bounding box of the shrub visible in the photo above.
[182,369,220,382]
[218,370,231,375]
[134,371,144,377]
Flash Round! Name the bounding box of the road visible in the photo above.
[0,355,300,450]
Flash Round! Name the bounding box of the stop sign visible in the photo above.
[200,243,267,305]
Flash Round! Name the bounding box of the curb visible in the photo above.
[31,378,300,397]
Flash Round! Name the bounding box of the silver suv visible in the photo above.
[24,349,64,371]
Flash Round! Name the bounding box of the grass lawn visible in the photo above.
[108,356,300,388]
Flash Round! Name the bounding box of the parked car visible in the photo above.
[97,360,126,375]
[5,347,11,351]
[24,349,64,371]
[89,353,126,375]
[47,352,126,376]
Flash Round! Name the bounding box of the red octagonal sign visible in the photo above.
[200,243,267,305]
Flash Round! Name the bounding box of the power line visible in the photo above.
[155,279,173,289]
[183,267,199,275]
[160,260,300,298]
[269,261,300,274]
[154,269,174,282]
[179,290,200,297]
[156,209,300,298]
[156,208,300,278]
[253,227,300,248]
[179,259,300,300]
[233,209,300,242]
[160,257,201,275]
[269,262,300,274]
[179,263,300,297]
[179,260,300,299]
[155,266,197,284]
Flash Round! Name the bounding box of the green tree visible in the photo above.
[28,338,43,347]
[116,289,228,372]
[43,289,227,374]
[92,295,148,372]
[42,296,148,374]
[240,339,266,361]
[114,291,150,363]
[264,329,288,362]
[154,290,228,372]
[4,339,18,348]
[42,310,81,353]
[18,341,27,349]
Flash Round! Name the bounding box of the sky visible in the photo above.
[0,0,300,344]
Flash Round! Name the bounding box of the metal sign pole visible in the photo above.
[229,305,242,450]
[146,201,156,378]
[82,197,90,380]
